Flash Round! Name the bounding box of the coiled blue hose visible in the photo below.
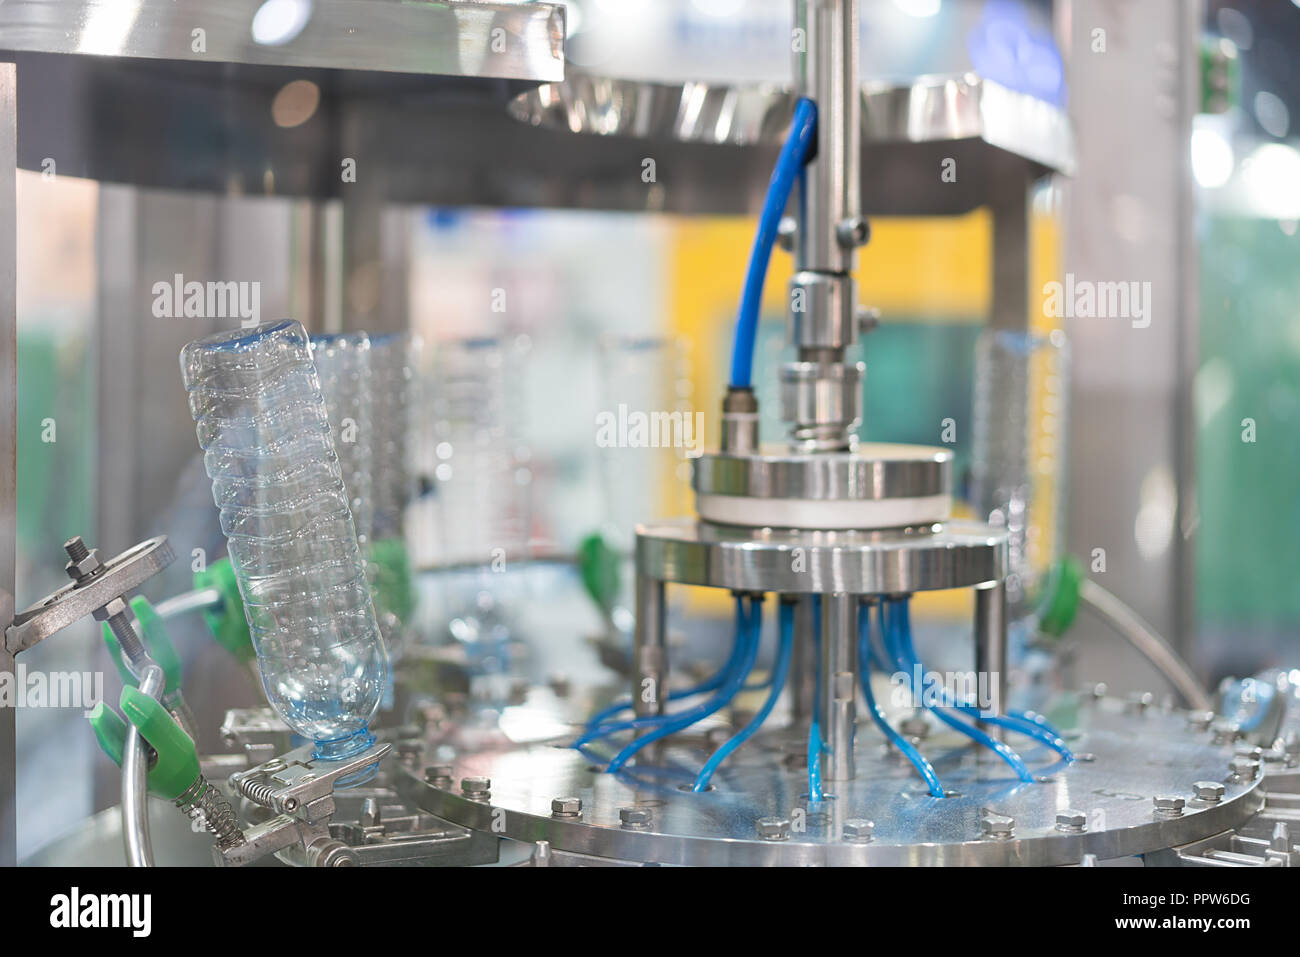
[607,598,764,773]
[729,98,818,389]
[693,601,794,791]
[855,603,945,797]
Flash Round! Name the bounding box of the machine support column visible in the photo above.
[633,574,667,720]
[788,595,817,723]
[820,592,856,781]
[974,580,1008,735]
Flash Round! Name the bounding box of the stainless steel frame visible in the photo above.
[0,61,16,869]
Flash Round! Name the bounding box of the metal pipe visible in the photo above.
[123,663,165,867]
[1078,578,1212,712]
[820,592,855,781]
[633,574,666,719]
[153,586,222,620]
[974,581,1007,734]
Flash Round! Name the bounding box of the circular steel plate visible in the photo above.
[395,701,1263,866]
[635,518,1007,594]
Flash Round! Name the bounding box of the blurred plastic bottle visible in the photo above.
[311,332,373,548]
[971,326,1070,639]
[180,320,388,766]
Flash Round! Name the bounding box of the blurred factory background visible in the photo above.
[5,0,1299,859]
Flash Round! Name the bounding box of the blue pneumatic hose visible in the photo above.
[856,603,945,798]
[880,601,1035,784]
[576,599,750,746]
[891,601,1073,761]
[607,598,764,773]
[729,98,818,389]
[693,600,794,791]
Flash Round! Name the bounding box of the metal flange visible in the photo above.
[636,517,1006,595]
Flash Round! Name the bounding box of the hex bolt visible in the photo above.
[1185,710,1215,732]
[1192,781,1225,803]
[461,776,491,800]
[425,764,453,785]
[1229,757,1260,782]
[1055,809,1087,833]
[550,796,582,819]
[1233,744,1263,761]
[63,535,103,581]
[1271,822,1291,853]
[756,817,792,841]
[1153,795,1185,817]
[836,216,870,248]
[1211,719,1241,745]
[981,813,1015,839]
[1125,692,1153,714]
[619,806,652,830]
[842,819,874,843]
[360,797,380,828]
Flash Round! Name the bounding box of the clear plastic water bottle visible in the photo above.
[311,332,373,548]
[181,320,388,766]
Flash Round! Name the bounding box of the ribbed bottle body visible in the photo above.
[181,320,388,759]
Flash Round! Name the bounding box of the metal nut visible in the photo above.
[1185,710,1215,731]
[425,764,453,784]
[756,817,791,841]
[550,796,582,818]
[64,550,102,581]
[91,595,128,623]
[981,813,1015,839]
[1229,757,1260,781]
[619,806,652,829]
[1055,809,1087,832]
[1153,794,1185,816]
[1211,719,1242,744]
[460,776,491,797]
[1193,781,1225,803]
[842,819,874,843]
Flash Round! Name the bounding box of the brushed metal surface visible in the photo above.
[396,700,1264,866]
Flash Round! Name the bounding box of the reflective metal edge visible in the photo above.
[509,71,1075,176]
[393,716,1266,867]
[692,445,951,501]
[634,518,1007,594]
[0,0,565,82]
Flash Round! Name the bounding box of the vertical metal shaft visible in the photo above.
[633,574,667,720]
[974,581,1008,732]
[789,595,817,723]
[820,593,856,781]
[793,0,860,277]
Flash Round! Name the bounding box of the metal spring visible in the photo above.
[177,778,245,848]
[236,776,279,808]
